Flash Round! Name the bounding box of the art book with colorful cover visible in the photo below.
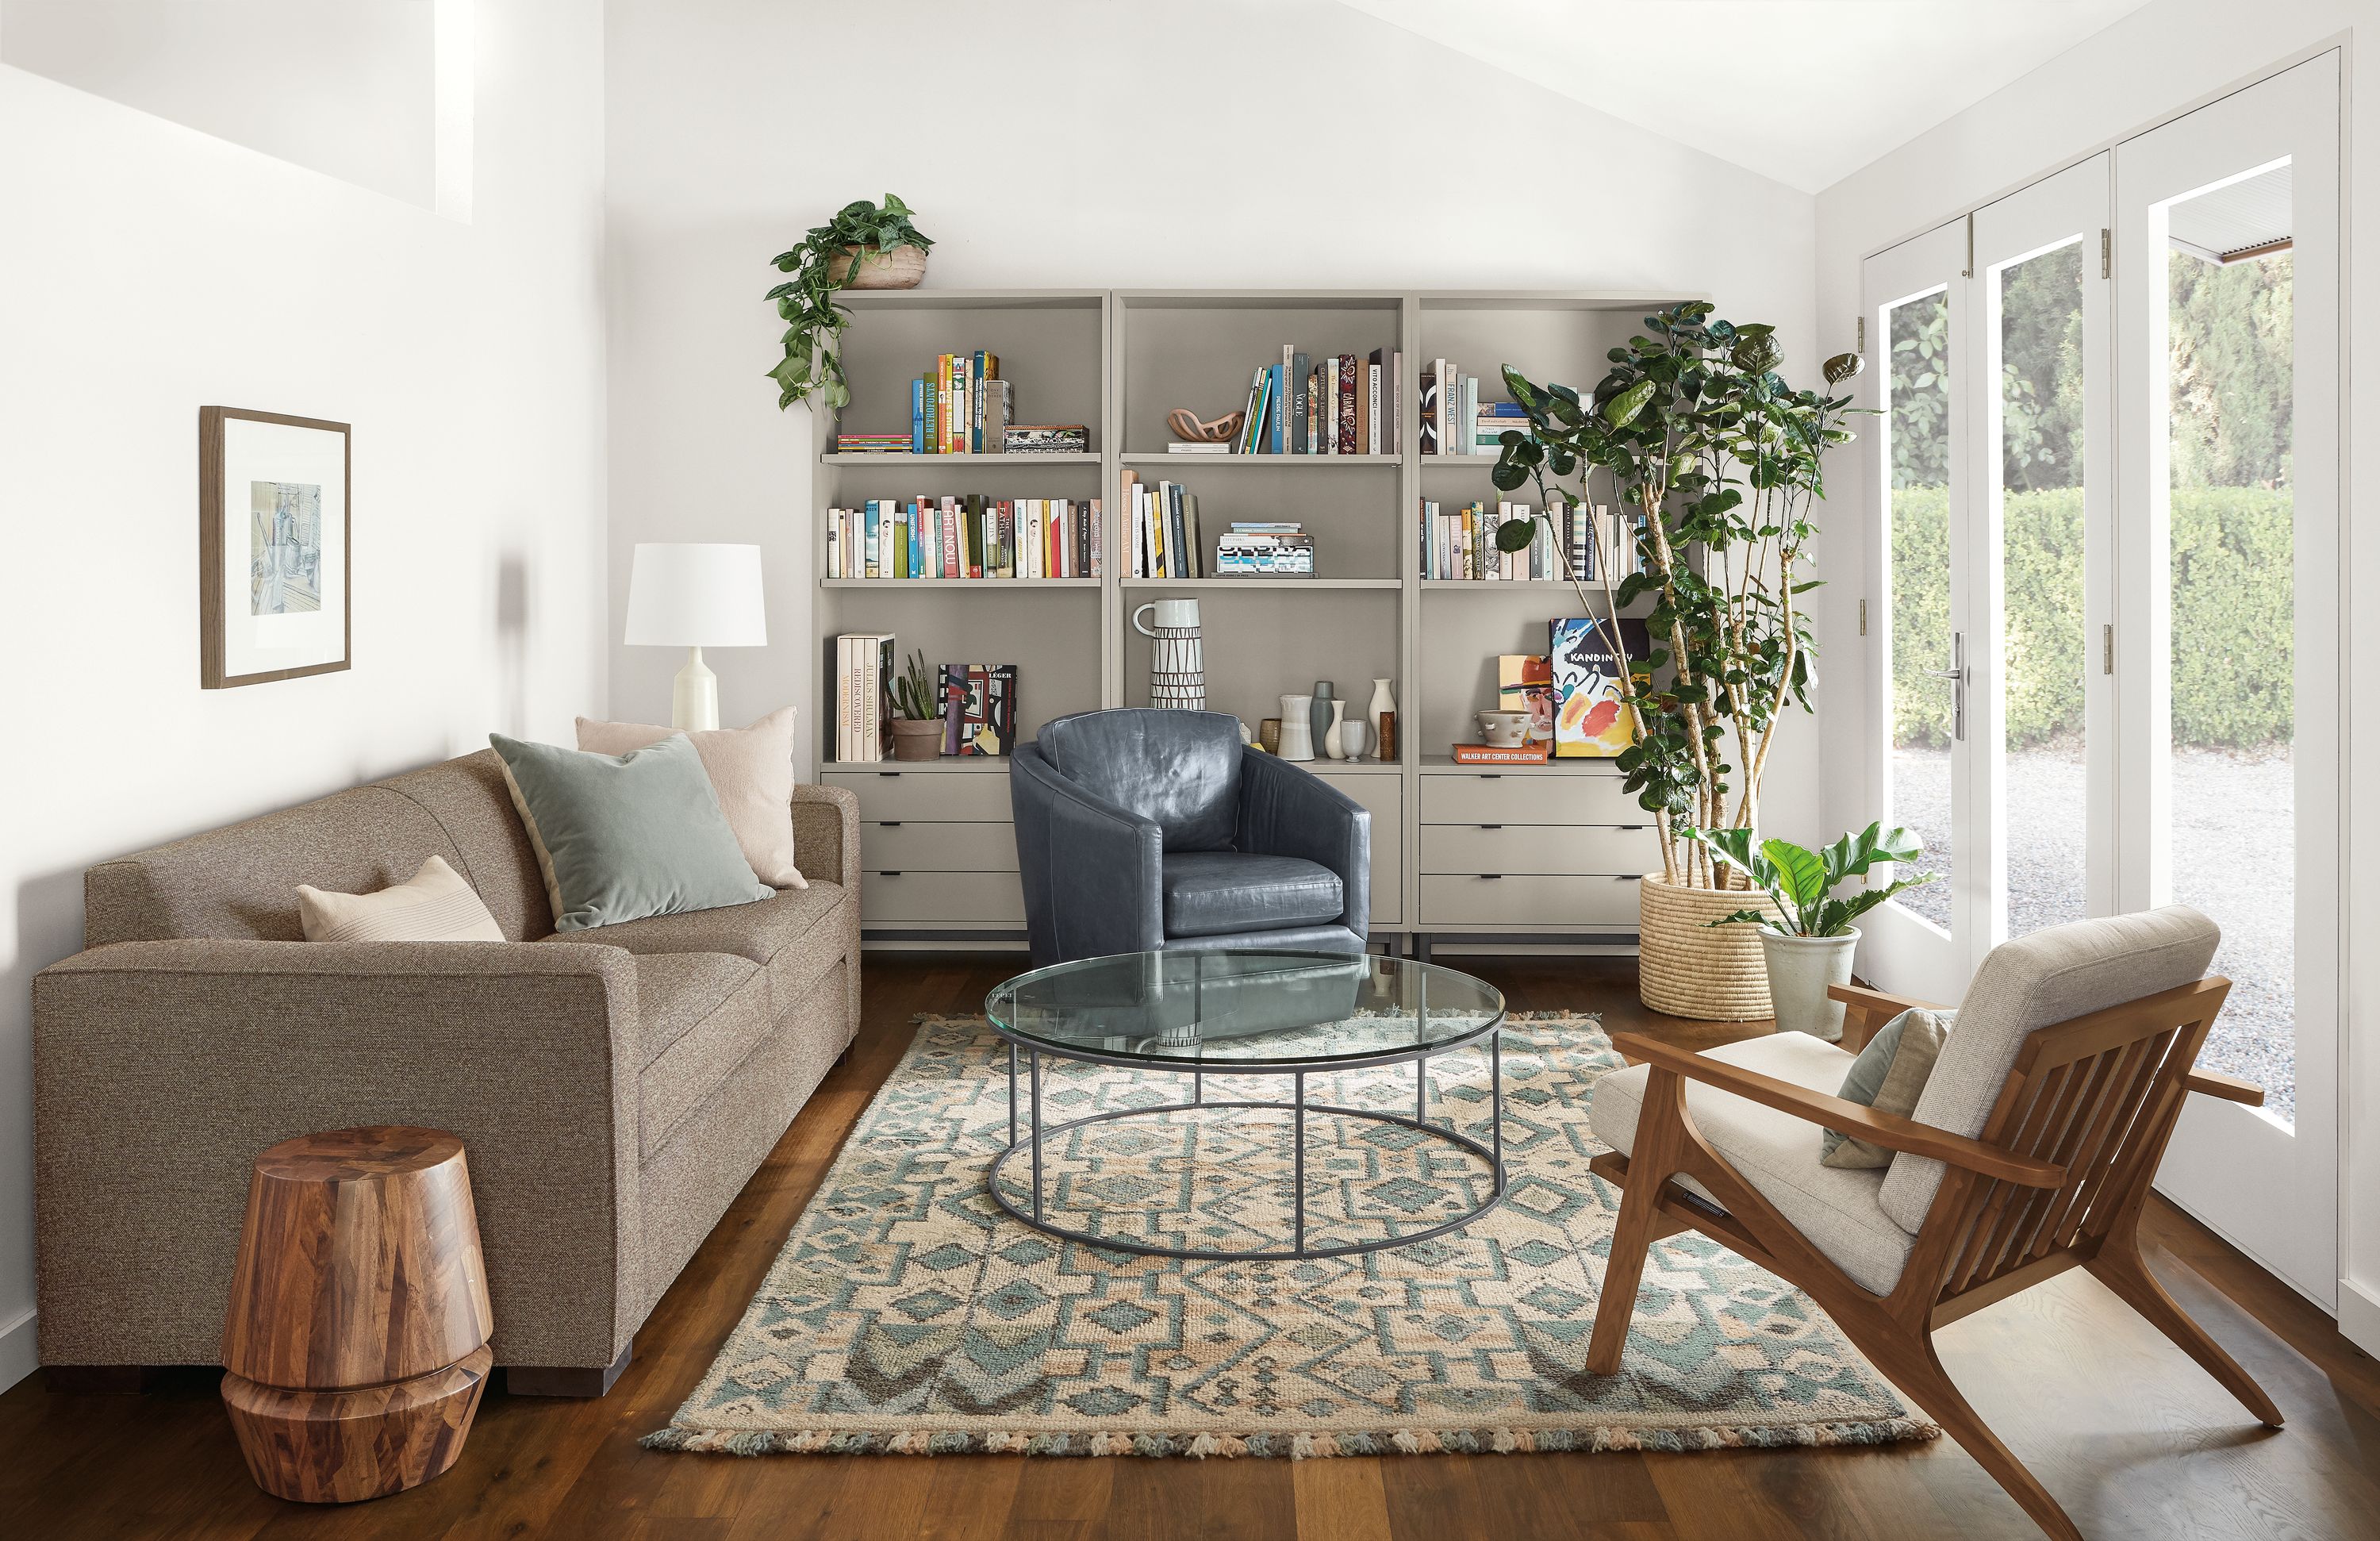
[1550,617,1651,758]
[1497,654,1557,747]
[939,663,1018,756]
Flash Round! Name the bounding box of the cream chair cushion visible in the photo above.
[1589,1032,1918,1296]
[1877,905,2218,1232]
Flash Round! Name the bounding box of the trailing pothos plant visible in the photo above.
[765,194,934,412]
[1488,302,1864,889]
[1687,822,1937,936]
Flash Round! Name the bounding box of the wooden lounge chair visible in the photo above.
[1584,906,2280,1541]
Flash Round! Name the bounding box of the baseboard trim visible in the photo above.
[0,1307,37,1394]
[2338,1277,2380,1358]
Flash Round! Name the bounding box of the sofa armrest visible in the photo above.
[1235,750,1370,940]
[1010,744,1163,964]
[33,940,643,1371]
[791,782,859,886]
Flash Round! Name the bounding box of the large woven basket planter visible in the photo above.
[1637,874,1781,1020]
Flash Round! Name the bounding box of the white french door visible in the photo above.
[2116,56,2340,1309]
[1860,55,2341,1308]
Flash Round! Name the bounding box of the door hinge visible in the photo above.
[2101,229,2111,279]
[2103,623,2114,674]
[1860,598,1868,636]
[1962,213,1975,278]
[1856,316,1866,354]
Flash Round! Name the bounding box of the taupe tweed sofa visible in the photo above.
[31,748,860,1396]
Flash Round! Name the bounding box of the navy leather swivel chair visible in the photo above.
[1011,709,1370,966]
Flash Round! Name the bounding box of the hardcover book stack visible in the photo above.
[1221,345,1399,455]
[833,432,911,455]
[1005,424,1088,455]
[1125,475,1202,578]
[1213,522,1315,576]
[831,633,896,762]
[826,497,1101,580]
[1418,359,1511,456]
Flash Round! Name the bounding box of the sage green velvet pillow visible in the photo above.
[1821,1007,1952,1170]
[490,731,771,933]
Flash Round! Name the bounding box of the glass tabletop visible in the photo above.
[985,951,1505,1069]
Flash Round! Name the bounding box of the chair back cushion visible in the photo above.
[1038,709,1241,852]
[1877,905,2220,1231]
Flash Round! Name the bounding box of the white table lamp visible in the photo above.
[624,543,766,731]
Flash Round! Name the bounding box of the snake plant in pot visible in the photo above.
[1687,822,1937,1040]
[1487,302,1865,1019]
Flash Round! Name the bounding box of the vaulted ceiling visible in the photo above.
[1337,0,2156,193]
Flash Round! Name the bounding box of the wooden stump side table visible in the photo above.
[221,1126,494,1504]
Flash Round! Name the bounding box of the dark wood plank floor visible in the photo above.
[6,954,2376,1539]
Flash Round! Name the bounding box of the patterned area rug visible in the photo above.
[644,1012,1934,1458]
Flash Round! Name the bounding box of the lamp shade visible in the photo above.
[624,543,766,648]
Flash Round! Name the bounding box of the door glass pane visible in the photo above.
[2164,163,2294,1124]
[1997,241,2088,936]
[1887,289,1953,928]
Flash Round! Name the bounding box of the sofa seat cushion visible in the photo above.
[1588,1033,1918,1297]
[546,881,850,1007]
[1162,853,1343,939]
[634,951,770,1159]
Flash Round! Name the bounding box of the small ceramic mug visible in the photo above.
[1476,710,1530,748]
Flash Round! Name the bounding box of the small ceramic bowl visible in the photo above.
[1476,710,1530,748]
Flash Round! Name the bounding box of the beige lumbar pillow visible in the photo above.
[298,855,505,943]
[575,706,805,889]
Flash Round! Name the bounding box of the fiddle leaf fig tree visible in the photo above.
[1489,302,1865,889]
[765,194,934,412]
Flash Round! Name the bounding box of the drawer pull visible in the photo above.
[1478,874,1503,881]
[880,820,902,827]
[877,772,901,778]
[881,871,902,878]
[1477,824,1503,830]
[1476,774,1503,780]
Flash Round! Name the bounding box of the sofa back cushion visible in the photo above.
[83,749,553,947]
[1038,709,1240,852]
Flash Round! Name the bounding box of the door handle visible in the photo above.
[1924,632,1968,741]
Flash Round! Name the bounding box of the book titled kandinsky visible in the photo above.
[1549,617,1652,758]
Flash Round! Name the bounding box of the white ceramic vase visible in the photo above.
[1366,678,1395,755]
[1323,698,1349,759]
[1277,694,1315,761]
[1759,926,1861,1041]
[1338,718,1370,759]
[1134,599,1205,709]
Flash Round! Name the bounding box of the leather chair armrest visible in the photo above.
[1010,745,1164,964]
[1233,750,1370,940]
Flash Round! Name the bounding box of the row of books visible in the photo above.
[1450,621,1654,763]
[1215,522,1315,577]
[923,352,1007,454]
[1191,347,1400,456]
[831,634,1019,761]
[1125,475,1203,578]
[823,497,1102,580]
[1418,362,1532,456]
[1419,500,1648,582]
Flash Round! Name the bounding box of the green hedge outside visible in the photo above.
[1890,484,2293,750]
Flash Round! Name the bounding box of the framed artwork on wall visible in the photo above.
[199,406,351,689]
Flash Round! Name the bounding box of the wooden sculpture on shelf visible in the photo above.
[1167,407,1244,443]
[220,1127,494,1504]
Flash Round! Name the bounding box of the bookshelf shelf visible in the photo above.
[816,285,1699,951]
[821,452,1101,466]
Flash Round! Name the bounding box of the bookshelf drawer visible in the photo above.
[1419,874,1641,928]
[862,870,1026,926]
[1420,773,1638,826]
[866,821,1018,873]
[1421,824,1656,876]
[824,769,1014,822]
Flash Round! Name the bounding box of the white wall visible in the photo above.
[1811,1,2378,1351]
[603,0,1828,841]
[0,0,610,1391]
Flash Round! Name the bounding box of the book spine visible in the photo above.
[1089,498,1103,578]
[863,501,879,579]
[1289,352,1310,454]
[1322,358,1338,453]
[1338,355,1358,457]
[1168,483,1188,576]
[1392,351,1403,454]
[910,380,925,454]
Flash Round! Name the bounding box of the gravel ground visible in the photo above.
[1890,744,2297,1124]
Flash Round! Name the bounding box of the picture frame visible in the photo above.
[199,406,351,689]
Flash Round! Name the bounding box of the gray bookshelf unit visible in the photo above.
[813,288,1692,952]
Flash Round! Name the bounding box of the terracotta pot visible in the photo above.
[889,718,943,761]
[1636,874,1781,1020]
[827,244,927,290]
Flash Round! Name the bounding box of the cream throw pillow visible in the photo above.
[575,706,805,889]
[298,855,505,943]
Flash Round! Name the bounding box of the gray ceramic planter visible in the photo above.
[1759,927,1861,1041]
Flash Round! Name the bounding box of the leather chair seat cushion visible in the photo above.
[542,881,850,1010]
[1589,1033,1917,1296]
[1161,852,1345,939]
[631,951,772,1159]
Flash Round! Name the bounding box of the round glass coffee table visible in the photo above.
[983,949,1507,1260]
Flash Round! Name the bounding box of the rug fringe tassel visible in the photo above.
[640,1416,1938,1459]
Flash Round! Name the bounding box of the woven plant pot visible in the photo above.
[827,244,927,290]
[1637,874,1782,1021]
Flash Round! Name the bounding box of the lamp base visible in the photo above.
[671,648,718,732]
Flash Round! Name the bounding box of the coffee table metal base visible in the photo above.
[987,1042,1506,1262]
